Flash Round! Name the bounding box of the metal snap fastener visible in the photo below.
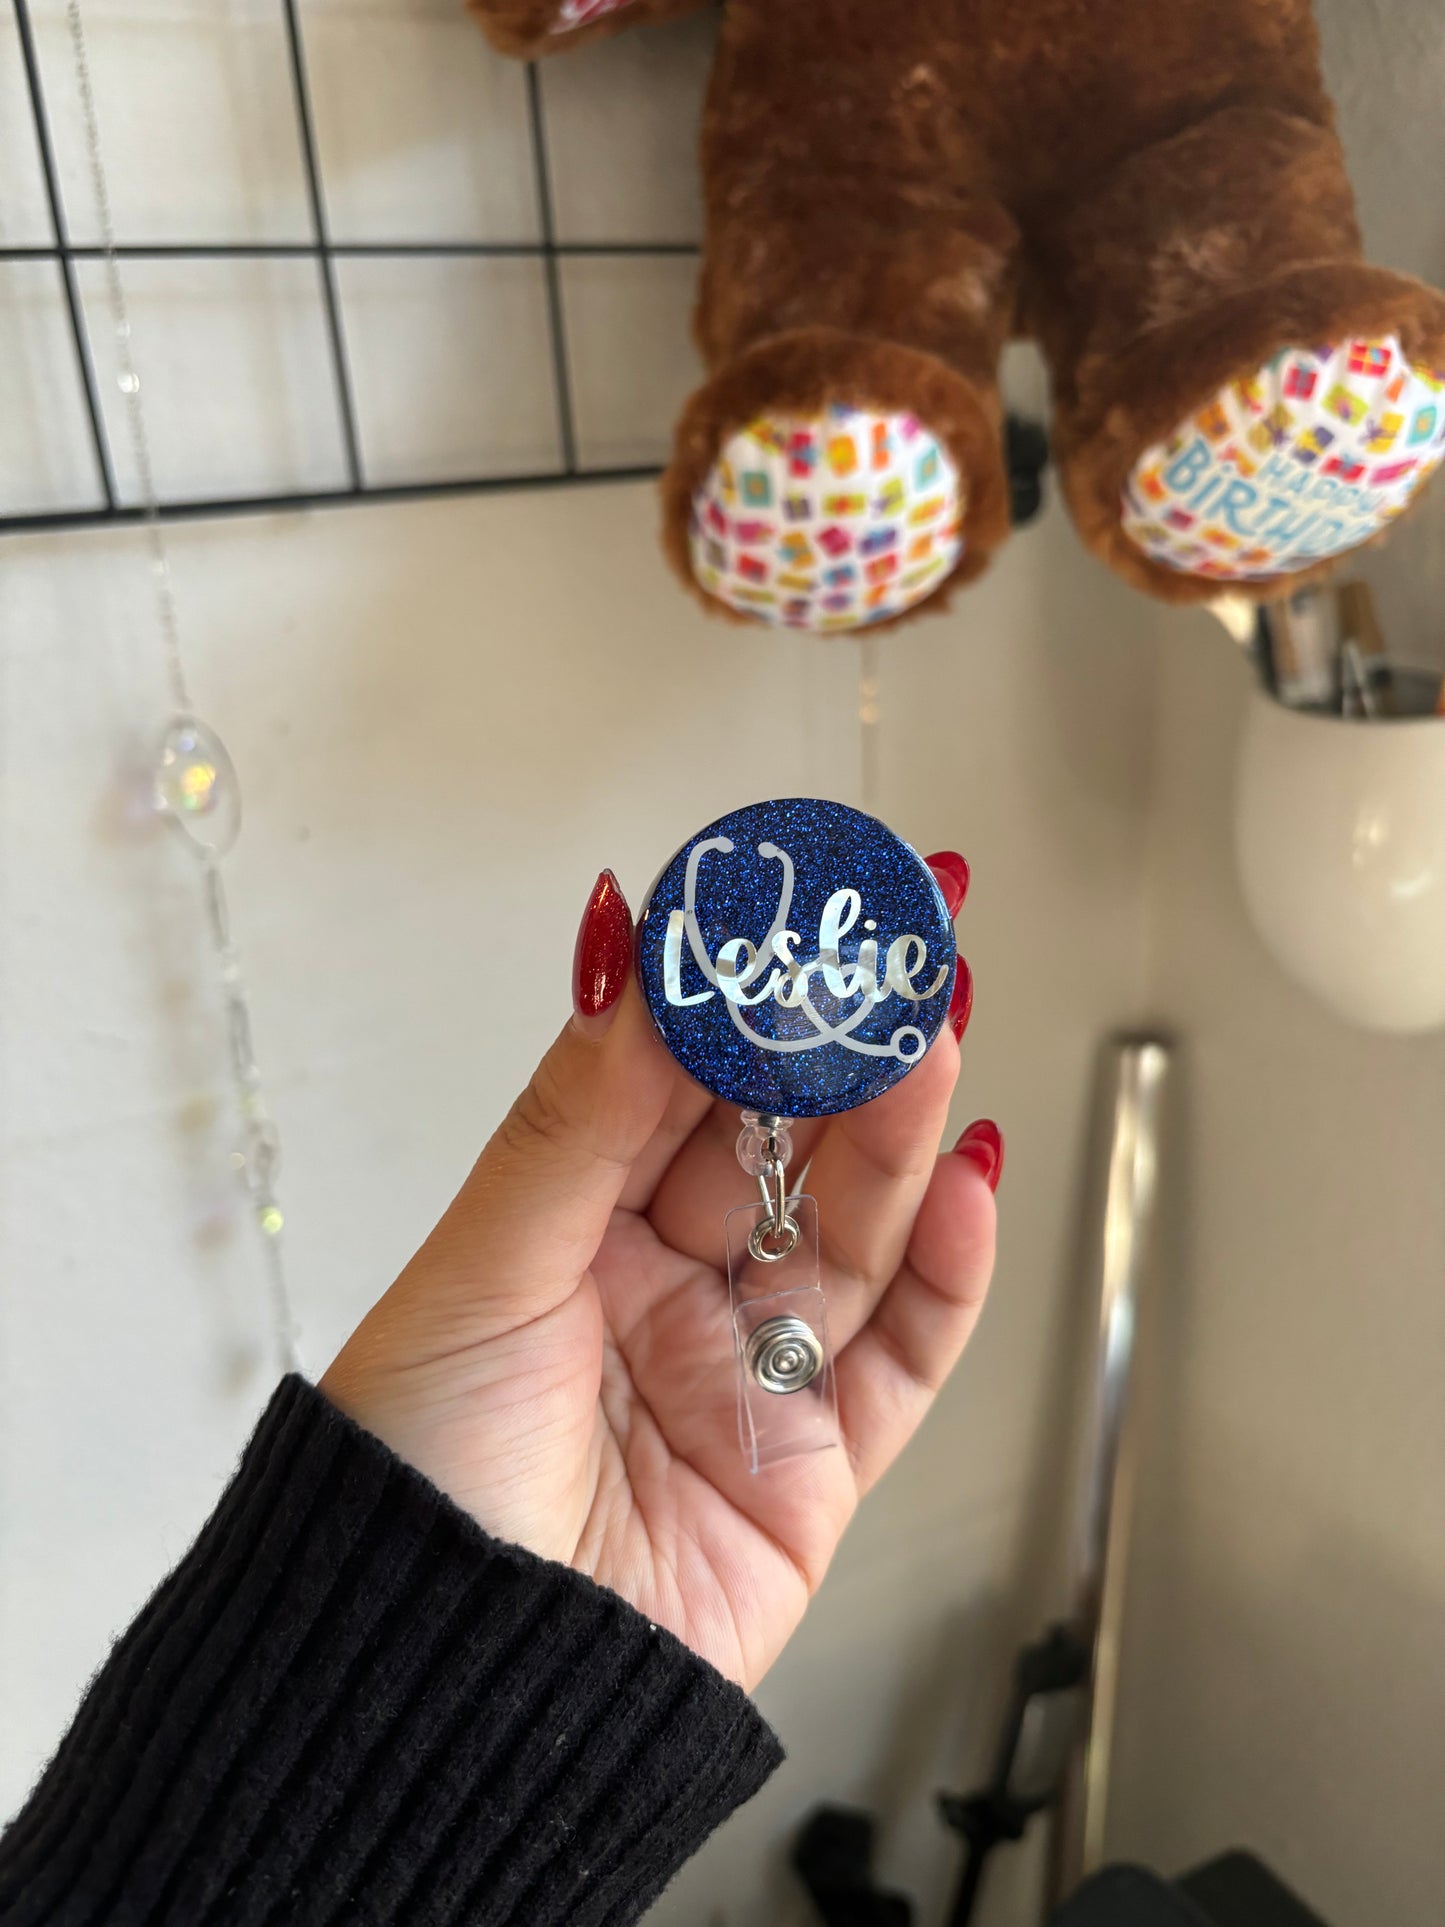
[745,1315,824,1394]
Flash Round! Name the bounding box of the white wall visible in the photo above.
[0,478,1161,1927]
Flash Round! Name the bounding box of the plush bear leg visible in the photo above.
[469,0,704,61]
[1022,15,1445,602]
[662,2,1020,633]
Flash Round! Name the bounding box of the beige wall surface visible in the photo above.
[1103,9,1445,1923]
[1106,624,1445,1927]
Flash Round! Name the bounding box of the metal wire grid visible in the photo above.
[1,0,699,535]
[3,0,1049,540]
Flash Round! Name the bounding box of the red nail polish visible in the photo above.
[573,869,632,1021]
[926,850,971,918]
[953,1118,1004,1192]
[949,959,974,1042]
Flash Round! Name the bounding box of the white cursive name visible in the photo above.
[662,837,948,1061]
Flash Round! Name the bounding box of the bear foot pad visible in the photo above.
[689,406,965,631]
[1121,335,1445,582]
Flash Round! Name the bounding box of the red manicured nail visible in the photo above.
[953,1118,1004,1192]
[926,850,970,918]
[948,958,974,1042]
[573,869,632,1030]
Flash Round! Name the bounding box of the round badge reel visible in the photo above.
[636,798,959,1472]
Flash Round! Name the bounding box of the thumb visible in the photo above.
[396,871,679,1338]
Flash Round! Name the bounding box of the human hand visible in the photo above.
[321,862,1001,1691]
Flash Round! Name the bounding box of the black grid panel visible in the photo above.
[1,0,698,535]
[3,0,1048,539]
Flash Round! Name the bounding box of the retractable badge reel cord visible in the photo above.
[636,799,959,1473]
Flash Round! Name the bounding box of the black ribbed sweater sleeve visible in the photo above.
[0,1376,783,1927]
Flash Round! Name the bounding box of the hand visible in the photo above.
[321,865,1001,1691]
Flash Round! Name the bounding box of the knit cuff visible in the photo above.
[0,1375,783,1927]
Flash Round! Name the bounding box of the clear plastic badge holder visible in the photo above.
[726,1193,839,1474]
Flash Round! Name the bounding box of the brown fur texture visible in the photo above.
[468,0,1445,618]
[675,0,1021,616]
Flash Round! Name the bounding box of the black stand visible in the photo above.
[791,1806,914,1927]
[937,1624,1091,1927]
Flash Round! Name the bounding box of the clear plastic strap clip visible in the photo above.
[727,1113,839,1473]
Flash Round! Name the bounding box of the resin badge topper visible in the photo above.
[637,798,959,1469]
[637,798,957,1116]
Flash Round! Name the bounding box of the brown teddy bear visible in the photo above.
[471,0,1445,635]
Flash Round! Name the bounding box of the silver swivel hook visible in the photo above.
[732,1110,820,1401]
[736,1112,800,1263]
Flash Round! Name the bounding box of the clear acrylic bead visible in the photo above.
[154,715,241,856]
[736,1111,793,1176]
[736,1127,770,1177]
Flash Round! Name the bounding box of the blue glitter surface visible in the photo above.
[636,798,956,1117]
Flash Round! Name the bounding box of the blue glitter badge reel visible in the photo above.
[637,798,958,1472]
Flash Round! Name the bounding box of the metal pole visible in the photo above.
[1045,1036,1172,1912]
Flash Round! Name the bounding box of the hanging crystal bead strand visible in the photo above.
[205,854,298,1371]
[68,0,300,1375]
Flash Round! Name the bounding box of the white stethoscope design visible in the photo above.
[662,836,948,1062]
